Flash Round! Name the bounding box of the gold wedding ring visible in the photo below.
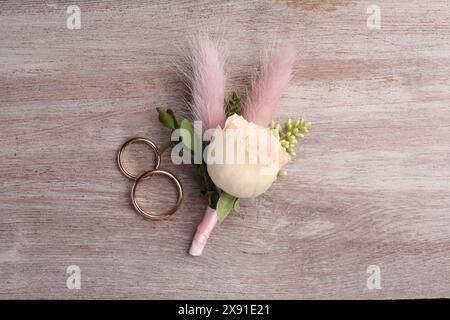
[131,169,183,220]
[117,137,161,179]
[117,137,183,220]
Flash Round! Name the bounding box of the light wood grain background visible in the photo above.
[1,0,450,299]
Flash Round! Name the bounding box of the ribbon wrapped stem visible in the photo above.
[189,206,218,256]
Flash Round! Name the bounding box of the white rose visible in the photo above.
[206,114,290,198]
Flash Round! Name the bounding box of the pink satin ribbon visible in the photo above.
[189,206,218,256]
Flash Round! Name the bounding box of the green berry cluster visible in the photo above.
[270,117,311,178]
[269,117,312,157]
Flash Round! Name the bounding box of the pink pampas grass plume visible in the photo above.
[187,37,226,130]
[243,46,296,126]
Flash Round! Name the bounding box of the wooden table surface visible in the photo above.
[1,0,450,299]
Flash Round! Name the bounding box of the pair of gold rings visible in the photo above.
[117,137,183,220]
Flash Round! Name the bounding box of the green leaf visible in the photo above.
[197,164,209,191]
[225,91,241,117]
[166,109,179,127]
[156,107,178,129]
[231,198,245,219]
[210,191,220,209]
[204,190,220,208]
[197,163,221,208]
[180,119,196,151]
[233,198,240,213]
[198,163,206,176]
[216,192,238,222]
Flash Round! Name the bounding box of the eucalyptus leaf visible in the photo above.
[216,192,238,222]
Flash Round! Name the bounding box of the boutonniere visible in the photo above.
[155,37,311,256]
